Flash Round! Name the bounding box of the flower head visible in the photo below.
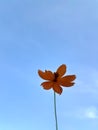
[38,64,76,94]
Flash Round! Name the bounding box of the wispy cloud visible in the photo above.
[74,67,98,95]
[84,106,98,119]
[60,106,98,120]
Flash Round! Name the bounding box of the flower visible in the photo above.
[38,64,76,94]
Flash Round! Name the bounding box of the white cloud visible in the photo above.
[77,106,98,119]
[84,107,98,119]
[59,106,98,120]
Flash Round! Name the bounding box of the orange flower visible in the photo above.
[38,64,76,94]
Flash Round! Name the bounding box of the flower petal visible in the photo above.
[41,81,53,90]
[59,75,76,87]
[61,82,75,87]
[38,70,54,80]
[63,75,76,81]
[56,64,66,77]
[53,83,63,94]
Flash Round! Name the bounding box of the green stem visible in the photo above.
[54,91,58,130]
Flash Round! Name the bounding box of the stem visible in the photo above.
[54,91,58,130]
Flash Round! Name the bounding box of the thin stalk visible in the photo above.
[54,91,58,130]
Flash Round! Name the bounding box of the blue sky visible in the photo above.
[0,0,98,130]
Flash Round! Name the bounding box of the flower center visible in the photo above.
[53,72,59,82]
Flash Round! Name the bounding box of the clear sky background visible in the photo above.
[0,0,98,130]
